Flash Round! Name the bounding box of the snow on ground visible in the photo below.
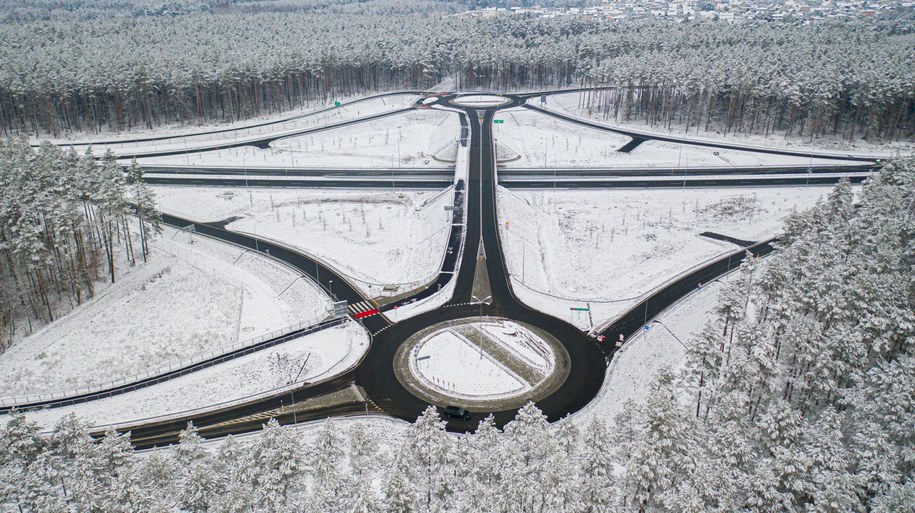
[42,93,418,148]
[387,272,458,322]
[493,108,631,166]
[136,109,459,168]
[153,187,453,294]
[572,276,728,427]
[494,108,864,168]
[480,321,553,372]
[0,225,330,398]
[497,185,837,330]
[410,329,527,399]
[5,321,368,431]
[624,140,863,168]
[546,91,912,157]
[452,95,512,107]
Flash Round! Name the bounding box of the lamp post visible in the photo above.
[470,295,491,358]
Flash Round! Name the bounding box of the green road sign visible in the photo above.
[570,307,590,312]
[334,101,341,107]
[493,119,504,124]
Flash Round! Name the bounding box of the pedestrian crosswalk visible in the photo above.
[349,300,376,314]
[349,300,381,320]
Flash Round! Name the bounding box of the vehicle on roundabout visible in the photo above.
[443,405,471,420]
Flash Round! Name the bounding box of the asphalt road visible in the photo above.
[499,164,879,177]
[500,174,870,189]
[6,90,869,447]
[36,91,424,147]
[524,103,883,163]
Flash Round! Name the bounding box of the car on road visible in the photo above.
[443,406,471,420]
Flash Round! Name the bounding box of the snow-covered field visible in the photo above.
[572,276,727,427]
[136,109,460,168]
[494,108,864,168]
[0,225,330,397]
[411,330,527,398]
[5,321,368,431]
[480,321,553,372]
[493,109,631,166]
[546,92,912,157]
[497,185,837,329]
[153,187,453,294]
[43,94,418,149]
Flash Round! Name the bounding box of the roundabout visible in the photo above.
[5,86,857,447]
[394,318,570,410]
[448,94,513,108]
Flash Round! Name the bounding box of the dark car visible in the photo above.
[443,406,471,420]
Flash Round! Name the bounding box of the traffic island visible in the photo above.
[393,317,570,411]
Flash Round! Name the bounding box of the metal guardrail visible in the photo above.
[587,241,772,336]
[0,315,337,410]
[88,319,368,433]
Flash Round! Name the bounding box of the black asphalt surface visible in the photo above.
[355,108,607,431]
[139,166,452,177]
[699,232,756,247]
[7,90,870,447]
[159,212,392,334]
[0,319,346,414]
[142,176,452,189]
[501,175,870,189]
[593,240,774,352]
[499,164,879,177]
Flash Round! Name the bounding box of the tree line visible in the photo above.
[0,138,161,351]
[2,161,912,511]
[0,8,911,142]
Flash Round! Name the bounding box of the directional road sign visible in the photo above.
[332,300,348,318]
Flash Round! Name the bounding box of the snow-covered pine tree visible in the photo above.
[249,418,305,512]
[461,414,504,513]
[310,419,347,511]
[398,406,454,513]
[580,419,615,513]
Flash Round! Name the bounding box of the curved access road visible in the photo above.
[35,91,424,147]
[5,91,841,448]
[523,102,884,163]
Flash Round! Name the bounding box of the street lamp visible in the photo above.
[650,320,688,350]
[329,279,334,299]
[470,295,491,358]
[396,125,402,168]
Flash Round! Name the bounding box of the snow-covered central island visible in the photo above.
[396,319,569,410]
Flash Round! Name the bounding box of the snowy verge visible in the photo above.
[496,185,836,330]
[6,321,369,431]
[152,187,454,296]
[43,93,419,149]
[496,106,865,168]
[571,277,729,427]
[0,223,330,398]
[544,92,908,158]
[136,109,459,168]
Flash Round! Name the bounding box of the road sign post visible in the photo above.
[332,300,348,318]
